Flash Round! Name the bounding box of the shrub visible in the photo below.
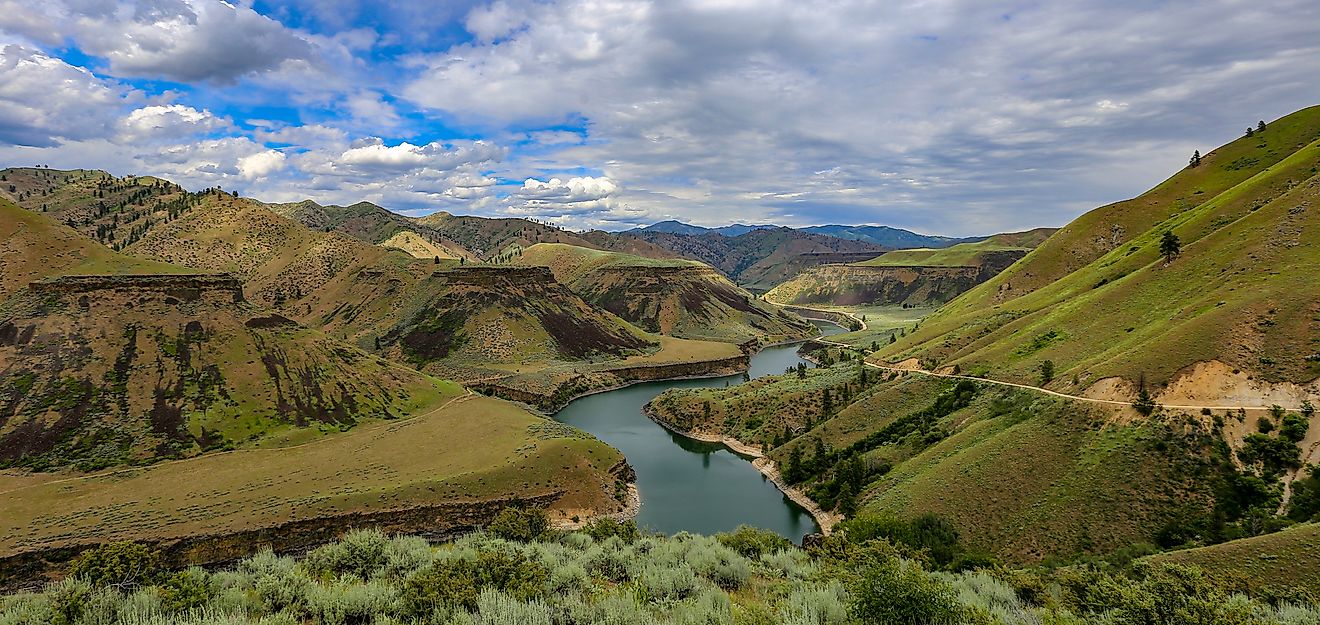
[401,550,547,615]
[302,528,391,580]
[717,525,792,559]
[487,507,550,542]
[157,568,214,613]
[69,542,161,589]
[637,562,700,601]
[849,559,964,625]
[1280,413,1310,443]
[580,518,640,544]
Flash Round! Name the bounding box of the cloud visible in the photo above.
[0,45,131,147]
[238,150,287,180]
[519,176,619,203]
[118,104,228,141]
[400,0,1320,233]
[5,1,1320,234]
[17,0,315,83]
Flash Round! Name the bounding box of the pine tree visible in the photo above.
[836,482,857,516]
[784,445,804,483]
[1133,372,1158,416]
[1188,150,1201,167]
[1257,120,1267,133]
[1160,230,1181,264]
[821,388,832,416]
[1246,126,1255,137]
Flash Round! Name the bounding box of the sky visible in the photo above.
[1,1,1317,236]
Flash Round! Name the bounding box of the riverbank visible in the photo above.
[642,404,839,535]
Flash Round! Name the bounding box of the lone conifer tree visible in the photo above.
[1258,120,1267,133]
[1160,230,1181,264]
[1188,150,1201,167]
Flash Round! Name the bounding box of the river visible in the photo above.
[553,320,845,541]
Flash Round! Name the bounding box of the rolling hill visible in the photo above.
[0,200,454,471]
[764,228,1055,307]
[126,194,662,382]
[516,243,816,345]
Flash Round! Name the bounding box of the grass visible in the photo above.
[1151,523,1320,594]
[0,394,624,559]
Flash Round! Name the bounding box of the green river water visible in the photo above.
[553,320,845,541]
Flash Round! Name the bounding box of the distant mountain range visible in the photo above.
[629,220,983,249]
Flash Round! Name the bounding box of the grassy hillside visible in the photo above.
[266,200,476,261]
[1152,522,1320,594]
[648,357,1224,563]
[0,394,628,569]
[879,106,1320,391]
[518,243,816,345]
[0,199,190,299]
[0,203,455,471]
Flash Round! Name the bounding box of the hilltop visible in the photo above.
[765,228,1055,307]
[517,243,816,345]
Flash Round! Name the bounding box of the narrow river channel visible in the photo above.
[553,320,846,541]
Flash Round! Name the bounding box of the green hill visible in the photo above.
[518,243,816,345]
[879,106,1320,392]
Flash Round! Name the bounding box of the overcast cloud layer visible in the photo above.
[1,0,1317,235]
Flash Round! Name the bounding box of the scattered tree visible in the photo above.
[1188,150,1202,167]
[1257,120,1267,133]
[1133,372,1158,416]
[433,255,440,264]
[1159,230,1181,264]
[1245,126,1255,137]
[1038,360,1055,385]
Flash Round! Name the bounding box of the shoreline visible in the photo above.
[642,404,838,535]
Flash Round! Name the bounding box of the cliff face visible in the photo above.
[765,264,984,306]
[0,273,447,471]
[573,264,813,344]
[765,248,1030,308]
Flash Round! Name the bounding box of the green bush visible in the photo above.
[68,542,161,589]
[487,507,551,542]
[580,518,640,543]
[401,549,547,615]
[157,568,214,613]
[849,559,965,625]
[717,525,792,559]
[302,528,391,580]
